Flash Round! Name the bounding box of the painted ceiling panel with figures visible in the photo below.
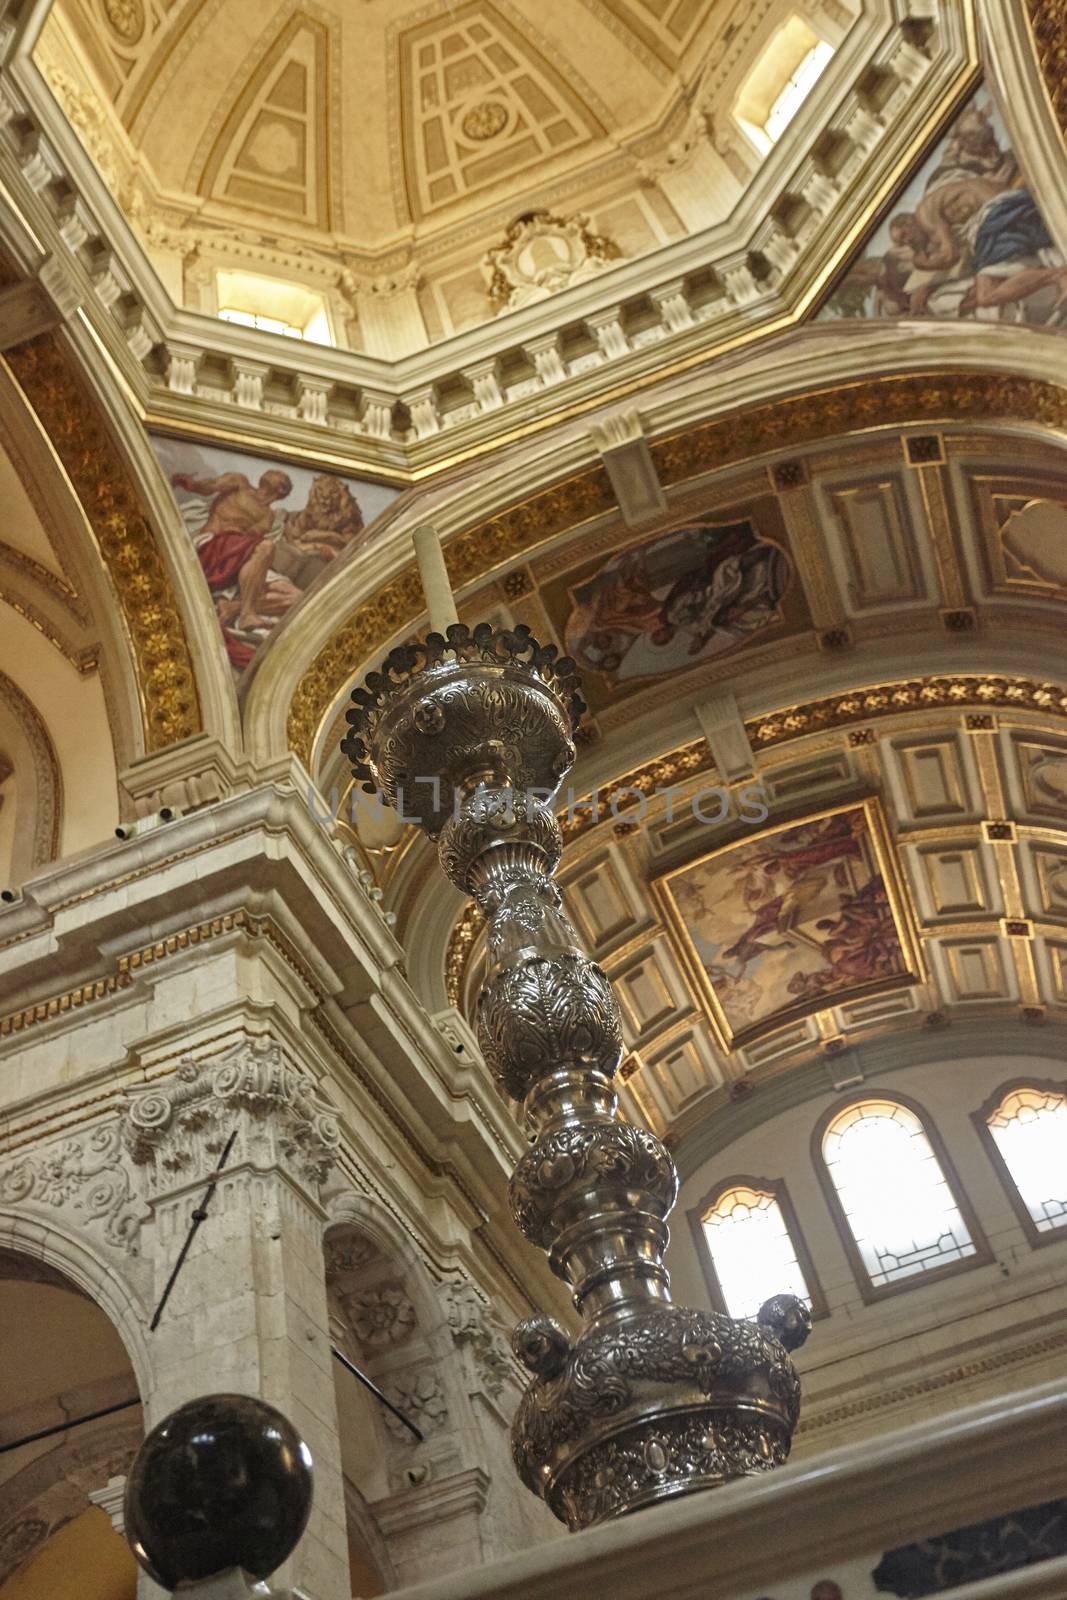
[373,426,1067,1150]
[821,84,1067,330]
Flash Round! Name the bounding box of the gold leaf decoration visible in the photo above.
[5,336,201,751]
[1027,0,1067,138]
[292,374,1067,769]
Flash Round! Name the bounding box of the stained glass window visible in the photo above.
[700,1183,813,1319]
[822,1099,976,1289]
[986,1086,1067,1234]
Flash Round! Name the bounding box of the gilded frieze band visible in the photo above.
[288,374,1067,769]
[1027,1,1067,138]
[5,336,202,751]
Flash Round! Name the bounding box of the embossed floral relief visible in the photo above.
[0,1121,145,1251]
[381,1370,449,1441]
[345,1282,417,1349]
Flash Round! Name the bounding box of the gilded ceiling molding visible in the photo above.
[0,909,248,1039]
[445,902,484,1010]
[286,372,1067,770]
[1026,1,1067,137]
[648,373,1067,487]
[4,336,202,751]
[442,673,1067,1005]
[746,674,1067,749]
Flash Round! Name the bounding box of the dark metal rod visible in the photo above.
[331,1345,423,1442]
[149,1129,238,1331]
[0,1395,140,1455]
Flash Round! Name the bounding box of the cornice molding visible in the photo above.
[0,1,978,473]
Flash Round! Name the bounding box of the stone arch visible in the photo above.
[243,326,1067,773]
[3,328,243,771]
[324,1194,466,1484]
[0,1211,152,1400]
[0,1223,148,1590]
[324,1190,502,1590]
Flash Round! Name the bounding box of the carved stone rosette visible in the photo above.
[342,623,810,1531]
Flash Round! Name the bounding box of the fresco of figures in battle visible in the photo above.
[151,437,399,673]
[552,513,795,712]
[659,804,913,1047]
[820,87,1066,327]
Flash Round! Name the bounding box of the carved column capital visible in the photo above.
[123,1040,341,1200]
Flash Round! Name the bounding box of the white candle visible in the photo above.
[412,523,459,636]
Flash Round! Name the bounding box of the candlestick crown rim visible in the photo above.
[510,1300,807,1531]
[341,623,585,791]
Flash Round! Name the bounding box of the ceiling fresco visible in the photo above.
[368,426,1067,1145]
[656,800,920,1049]
[821,84,1067,329]
[150,435,400,673]
[538,499,809,716]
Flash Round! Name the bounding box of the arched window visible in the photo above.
[976,1081,1067,1245]
[817,1097,988,1298]
[689,1177,825,1321]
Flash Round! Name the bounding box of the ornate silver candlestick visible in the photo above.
[342,623,810,1532]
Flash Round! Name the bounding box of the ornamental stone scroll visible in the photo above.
[123,1039,341,1202]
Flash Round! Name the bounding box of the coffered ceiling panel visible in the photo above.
[396,0,607,222]
[195,11,337,228]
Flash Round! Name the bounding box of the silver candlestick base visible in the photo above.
[342,624,810,1532]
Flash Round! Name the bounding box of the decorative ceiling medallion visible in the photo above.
[196,12,335,228]
[461,100,509,141]
[5,336,202,752]
[397,0,605,220]
[483,209,621,312]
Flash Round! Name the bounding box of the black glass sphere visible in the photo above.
[123,1394,313,1589]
